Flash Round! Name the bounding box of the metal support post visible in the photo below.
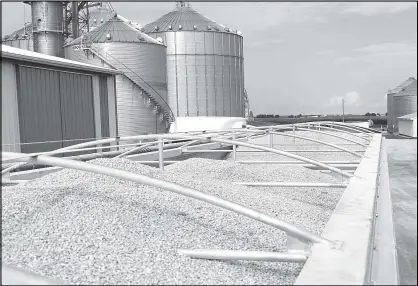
[232,132,237,161]
[158,140,164,171]
[269,128,274,148]
[293,125,296,144]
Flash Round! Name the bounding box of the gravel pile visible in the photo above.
[2,131,362,284]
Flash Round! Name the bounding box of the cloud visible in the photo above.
[335,41,417,64]
[246,38,285,48]
[341,3,416,17]
[328,91,360,107]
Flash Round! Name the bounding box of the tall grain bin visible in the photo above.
[31,1,65,57]
[387,77,416,133]
[2,23,34,52]
[142,1,245,117]
[65,15,173,136]
[393,79,417,133]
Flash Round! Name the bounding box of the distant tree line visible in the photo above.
[256,113,388,118]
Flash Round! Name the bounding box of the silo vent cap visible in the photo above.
[106,33,112,40]
[207,25,211,30]
[168,25,172,30]
[237,31,242,35]
[178,24,182,30]
[193,25,197,30]
[155,26,159,31]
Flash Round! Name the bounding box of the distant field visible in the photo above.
[251,115,387,127]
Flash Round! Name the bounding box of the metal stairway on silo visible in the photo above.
[87,44,175,127]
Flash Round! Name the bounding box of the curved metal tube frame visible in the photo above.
[7,152,332,245]
[206,137,353,178]
[2,129,353,178]
[293,123,371,143]
[178,249,308,262]
[322,122,374,135]
[266,131,363,158]
[327,121,381,134]
[291,126,369,147]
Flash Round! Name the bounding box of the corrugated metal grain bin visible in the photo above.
[65,15,173,136]
[142,2,246,118]
[1,45,120,154]
[393,79,417,133]
[387,77,416,133]
[2,24,34,52]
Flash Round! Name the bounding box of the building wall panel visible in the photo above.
[1,61,21,152]
[17,65,63,153]
[59,72,96,152]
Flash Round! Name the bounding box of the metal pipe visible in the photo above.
[234,182,348,188]
[207,138,353,178]
[9,153,333,245]
[292,126,369,147]
[232,132,237,161]
[236,160,360,165]
[328,121,381,134]
[177,249,308,262]
[116,142,156,158]
[158,140,164,171]
[268,131,363,158]
[324,122,373,135]
[294,123,371,142]
[2,264,64,285]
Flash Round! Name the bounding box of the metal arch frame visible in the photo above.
[202,136,353,178]
[262,130,363,158]
[289,126,369,147]
[3,129,354,178]
[292,123,372,143]
[327,121,382,134]
[5,151,332,246]
[321,122,375,135]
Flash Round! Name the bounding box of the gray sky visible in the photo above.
[2,2,417,115]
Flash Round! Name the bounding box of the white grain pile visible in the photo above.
[2,131,366,285]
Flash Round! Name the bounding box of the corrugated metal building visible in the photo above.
[398,112,417,138]
[65,15,173,136]
[390,79,417,133]
[142,2,246,118]
[387,77,416,133]
[1,45,120,154]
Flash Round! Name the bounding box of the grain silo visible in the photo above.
[142,1,245,118]
[65,15,173,136]
[2,23,34,51]
[387,77,416,133]
[393,79,417,133]
[31,1,65,57]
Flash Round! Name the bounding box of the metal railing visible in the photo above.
[87,44,175,124]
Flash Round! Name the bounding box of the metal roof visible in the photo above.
[2,23,33,41]
[66,15,162,46]
[1,44,122,75]
[398,112,417,120]
[388,77,416,94]
[142,3,239,34]
[394,79,417,97]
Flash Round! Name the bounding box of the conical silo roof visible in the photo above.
[66,15,162,46]
[2,23,33,41]
[142,2,237,34]
[388,77,416,94]
[394,79,417,97]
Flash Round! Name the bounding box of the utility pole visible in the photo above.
[342,98,345,123]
